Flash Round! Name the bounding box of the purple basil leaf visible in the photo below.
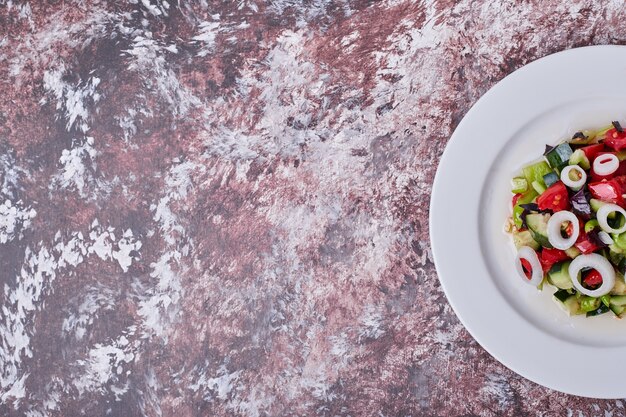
[544,144,555,155]
[519,203,539,211]
[587,229,607,249]
[613,121,624,133]
[571,188,592,220]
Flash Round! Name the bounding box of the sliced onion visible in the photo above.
[593,153,619,176]
[560,165,587,190]
[515,246,543,287]
[568,253,616,297]
[597,203,626,234]
[598,231,614,245]
[547,210,579,249]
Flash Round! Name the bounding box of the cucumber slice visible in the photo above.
[553,289,573,302]
[568,149,591,170]
[557,294,584,316]
[614,232,626,250]
[610,295,626,317]
[564,246,581,259]
[547,261,573,289]
[545,143,574,169]
[531,180,547,194]
[526,213,553,248]
[590,199,616,218]
[608,247,625,270]
[586,304,610,317]
[512,230,540,250]
[611,272,626,295]
[610,304,626,317]
[543,171,559,188]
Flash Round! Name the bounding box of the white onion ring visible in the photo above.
[593,153,619,176]
[597,203,626,234]
[515,246,543,287]
[547,210,579,249]
[598,231,614,245]
[568,253,616,297]
[560,165,587,190]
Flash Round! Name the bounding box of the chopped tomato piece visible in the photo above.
[588,180,624,206]
[537,181,570,212]
[581,143,605,161]
[604,128,626,151]
[612,175,626,193]
[582,269,603,289]
[540,248,569,272]
[512,193,522,207]
[520,258,532,280]
[575,230,602,254]
[615,160,626,177]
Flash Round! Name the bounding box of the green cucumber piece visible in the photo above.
[608,247,625,270]
[611,295,626,306]
[553,289,573,302]
[614,232,626,251]
[512,230,540,250]
[612,273,626,295]
[568,149,591,170]
[511,177,528,193]
[610,295,626,317]
[586,303,610,317]
[584,219,599,233]
[564,246,581,259]
[601,294,612,308]
[545,143,574,169]
[542,171,559,188]
[557,295,584,316]
[610,304,626,317]
[547,261,573,289]
[525,213,553,248]
[522,161,552,189]
[590,199,616,218]
[531,180,547,194]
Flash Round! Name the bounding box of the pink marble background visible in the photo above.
[1,1,625,416]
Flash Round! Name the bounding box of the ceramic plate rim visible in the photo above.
[430,45,626,399]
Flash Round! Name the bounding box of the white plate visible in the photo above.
[430,45,626,399]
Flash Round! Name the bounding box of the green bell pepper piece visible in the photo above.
[580,296,601,313]
[512,189,538,228]
[511,177,528,193]
[584,219,599,233]
[522,161,552,189]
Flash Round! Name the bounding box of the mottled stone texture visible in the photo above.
[0,1,625,416]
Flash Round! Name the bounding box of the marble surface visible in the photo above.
[1,1,626,416]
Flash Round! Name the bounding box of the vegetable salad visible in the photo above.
[508,121,626,317]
